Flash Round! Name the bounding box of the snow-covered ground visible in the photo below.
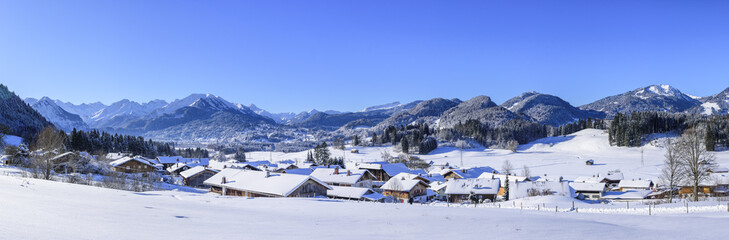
[2,168,729,240]
[3,129,729,239]
[244,129,729,183]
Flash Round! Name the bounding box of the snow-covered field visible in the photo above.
[2,168,729,240]
[3,129,729,239]
[247,129,729,182]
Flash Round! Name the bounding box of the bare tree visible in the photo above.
[502,160,513,175]
[32,127,66,180]
[506,140,519,153]
[660,138,682,202]
[678,128,715,201]
[521,165,531,177]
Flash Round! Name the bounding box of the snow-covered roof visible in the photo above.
[421,173,446,183]
[429,181,449,192]
[50,152,76,161]
[310,168,372,185]
[327,186,384,201]
[180,166,219,179]
[532,175,564,182]
[380,174,429,192]
[445,166,498,179]
[166,162,205,173]
[390,172,431,183]
[155,156,184,164]
[573,176,604,183]
[713,173,729,185]
[110,156,155,168]
[569,182,606,192]
[601,190,653,200]
[105,153,128,161]
[358,162,411,177]
[444,178,500,195]
[478,172,529,186]
[603,171,624,181]
[207,161,262,171]
[618,179,653,189]
[204,169,332,197]
[283,168,314,175]
[1,135,23,147]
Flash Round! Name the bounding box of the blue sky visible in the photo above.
[2,1,729,113]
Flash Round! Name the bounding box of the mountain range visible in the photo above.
[12,84,729,144]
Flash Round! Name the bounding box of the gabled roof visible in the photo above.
[155,156,184,164]
[283,168,314,175]
[51,152,76,161]
[380,175,430,192]
[573,176,605,183]
[327,186,384,201]
[618,179,653,189]
[167,162,205,173]
[570,182,607,192]
[310,168,373,185]
[445,166,498,179]
[390,172,431,184]
[204,169,332,197]
[180,166,219,179]
[444,178,500,195]
[478,172,529,186]
[358,162,411,177]
[110,156,155,168]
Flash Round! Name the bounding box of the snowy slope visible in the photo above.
[29,97,89,131]
[1,171,728,240]
[580,84,701,117]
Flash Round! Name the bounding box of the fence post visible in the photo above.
[556,206,558,212]
[572,201,575,210]
[649,204,651,216]
[520,202,523,210]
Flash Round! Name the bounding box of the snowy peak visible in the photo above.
[581,84,701,117]
[501,92,604,126]
[29,97,88,132]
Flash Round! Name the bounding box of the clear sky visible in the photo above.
[2,1,729,113]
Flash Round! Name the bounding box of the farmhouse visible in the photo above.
[310,167,376,188]
[180,166,219,188]
[357,162,411,181]
[602,190,653,201]
[443,166,498,180]
[204,169,331,198]
[617,179,654,191]
[327,186,386,202]
[380,174,430,203]
[478,172,531,196]
[110,156,158,174]
[570,182,607,200]
[444,178,500,203]
[155,156,210,169]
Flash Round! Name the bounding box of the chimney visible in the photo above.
[221,177,227,184]
[334,167,340,175]
[347,170,351,176]
[462,169,466,173]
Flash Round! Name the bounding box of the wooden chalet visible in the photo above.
[110,156,158,174]
[380,173,430,203]
[310,167,376,188]
[444,178,500,203]
[180,166,219,188]
[204,169,332,198]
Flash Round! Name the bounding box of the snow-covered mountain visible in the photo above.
[29,97,89,132]
[439,95,523,129]
[1,85,53,140]
[247,104,296,123]
[371,98,461,131]
[53,100,107,122]
[88,99,168,129]
[502,92,605,126]
[580,85,701,117]
[688,87,729,115]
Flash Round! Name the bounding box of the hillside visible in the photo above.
[502,92,605,126]
[1,170,727,240]
[0,84,53,139]
[29,97,89,131]
[580,85,701,117]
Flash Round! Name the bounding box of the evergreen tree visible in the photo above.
[401,137,409,154]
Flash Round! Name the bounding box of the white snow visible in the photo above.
[2,170,729,239]
[1,135,23,147]
[701,102,720,115]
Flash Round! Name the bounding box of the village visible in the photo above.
[4,129,728,211]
